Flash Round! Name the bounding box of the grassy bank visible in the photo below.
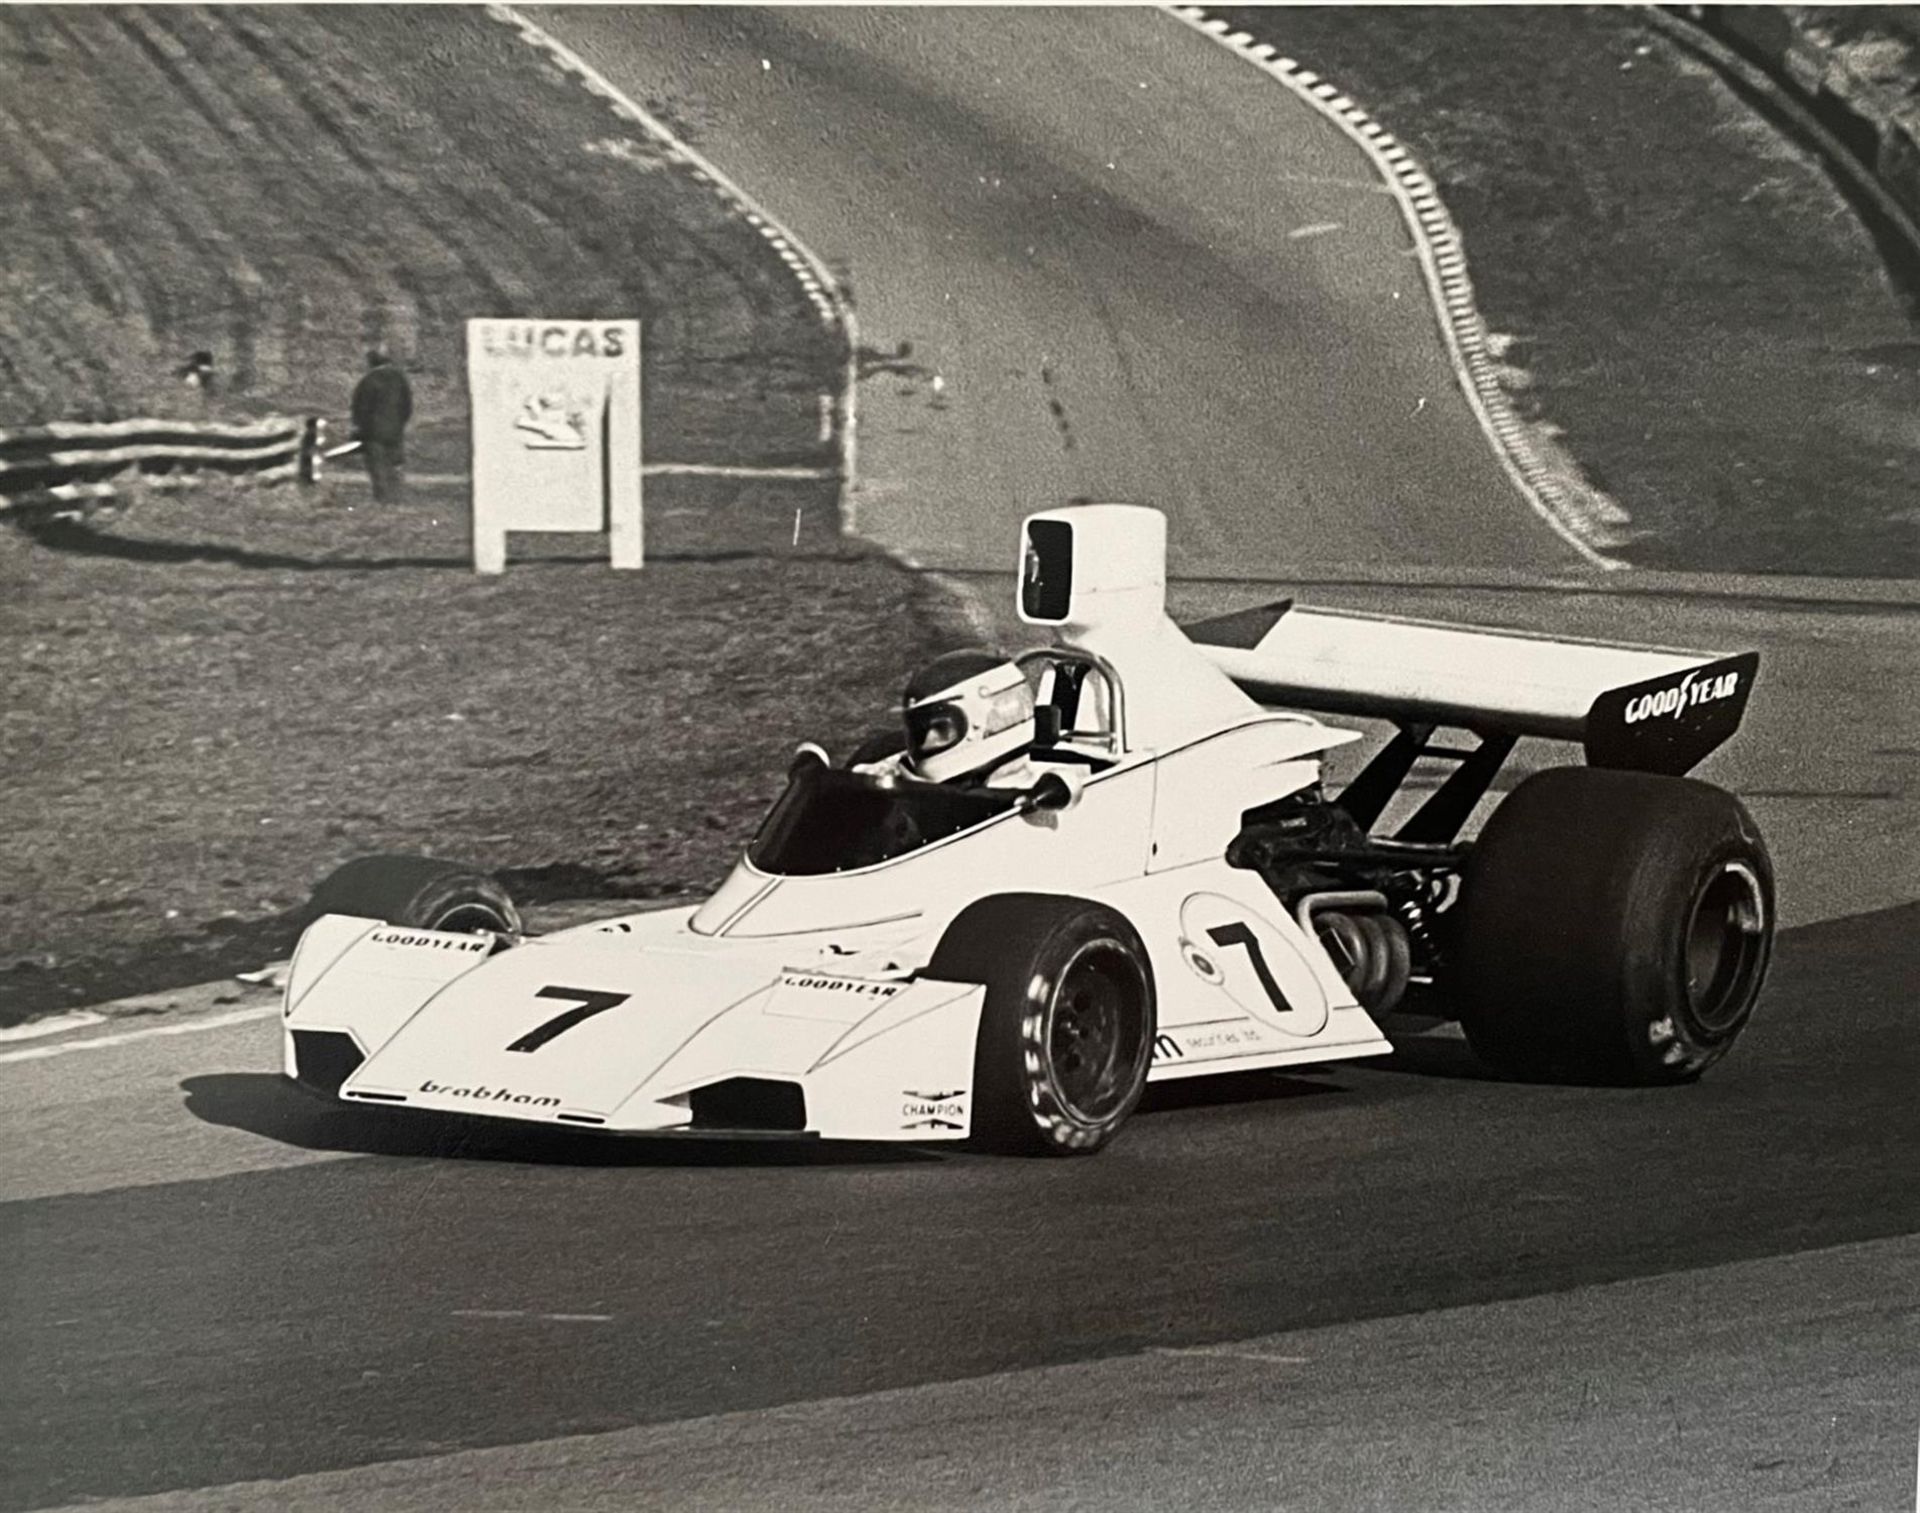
[0,7,949,1022]
[0,5,835,466]
[1222,6,1920,578]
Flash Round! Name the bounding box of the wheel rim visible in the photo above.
[1045,938,1149,1124]
[427,901,514,936]
[1683,860,1768,1036]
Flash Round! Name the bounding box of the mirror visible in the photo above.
[1021,519,1074,622]
[1023,771,1074,814]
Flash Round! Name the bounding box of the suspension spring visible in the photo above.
[1393,872,1455,971]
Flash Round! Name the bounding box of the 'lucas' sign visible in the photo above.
[467,318,642,575]
[473,323,632,361]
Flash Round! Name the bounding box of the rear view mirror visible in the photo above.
[1020,519,1074,623]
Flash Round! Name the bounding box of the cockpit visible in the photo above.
[745,649,1127,877]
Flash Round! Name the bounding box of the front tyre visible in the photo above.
[1454,767,1773,1084]
[928,894,1155,1155]
[305,854,522,936]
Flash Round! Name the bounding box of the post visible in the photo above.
[606,330,642,570]
[298,417,323,487]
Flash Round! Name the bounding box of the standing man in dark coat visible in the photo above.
[350,350,412,502]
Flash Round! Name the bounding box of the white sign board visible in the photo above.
[467,319,642,574]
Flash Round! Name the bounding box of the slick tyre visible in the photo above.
[929,894,1155,1156]
[306,854,522,936]
[1454,767,1773,1085]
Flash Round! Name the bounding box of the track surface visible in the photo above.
[536,5,1576,576]
[6,9,1916,1510]
[6,888,1917,1510]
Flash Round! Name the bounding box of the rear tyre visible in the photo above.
[306,854,522,936]
[1454,767,1772,1084]
[928,894,1155,1155]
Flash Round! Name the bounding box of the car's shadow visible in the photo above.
[1366,1017,1511,1081]
[185,1068,1371,1166]
[1137,1066,1352,1115]
[184,1031,1499,1169]
[180,1074,943,1167]
[1134,1027,1509,1115]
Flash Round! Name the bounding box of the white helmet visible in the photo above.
[902,650,1036,783]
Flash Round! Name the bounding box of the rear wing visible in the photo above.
[1186,601,1757,777]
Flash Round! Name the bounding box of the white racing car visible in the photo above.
[283,504,1773,1154]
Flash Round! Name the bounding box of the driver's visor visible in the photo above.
[906,701,968,757]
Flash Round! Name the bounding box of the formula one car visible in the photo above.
[283,504,1773,1154]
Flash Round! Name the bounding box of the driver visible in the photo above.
[901,650,1038,786]
[847,649,1048,790]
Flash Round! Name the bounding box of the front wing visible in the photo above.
[283,916,987,1142]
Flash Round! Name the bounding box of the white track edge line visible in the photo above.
[0,1010,105,1043]
[333,464,839,483]
[486,5,840,324]
[485,5,860,526]
[0,1005,279,1066]
[1165,5,1624,572]
[642,464,837,480]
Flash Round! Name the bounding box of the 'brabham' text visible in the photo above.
[420,1080,560,1107]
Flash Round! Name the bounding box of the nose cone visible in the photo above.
[343,936,782,1119]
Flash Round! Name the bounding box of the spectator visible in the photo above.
[175,349,216,390]
[175,350,216,414]
[349,349,412,502]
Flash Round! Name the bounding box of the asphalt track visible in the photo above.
[5,9,1917,1510]
[536,5,1573,577]
[5,888,1916,1510]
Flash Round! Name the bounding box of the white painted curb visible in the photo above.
[1166,7,1626,572]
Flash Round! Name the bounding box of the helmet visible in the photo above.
[902,649,1035,783]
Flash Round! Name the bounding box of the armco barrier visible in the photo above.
[0,414,322,513]
[1665,6,1920,268]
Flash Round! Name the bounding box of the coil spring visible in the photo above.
[1393,872,1455,968]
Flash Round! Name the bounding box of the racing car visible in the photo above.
[282,503,1773,1154]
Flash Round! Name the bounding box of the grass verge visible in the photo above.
[2,479,949,1023]
[1220,6,1920,578]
